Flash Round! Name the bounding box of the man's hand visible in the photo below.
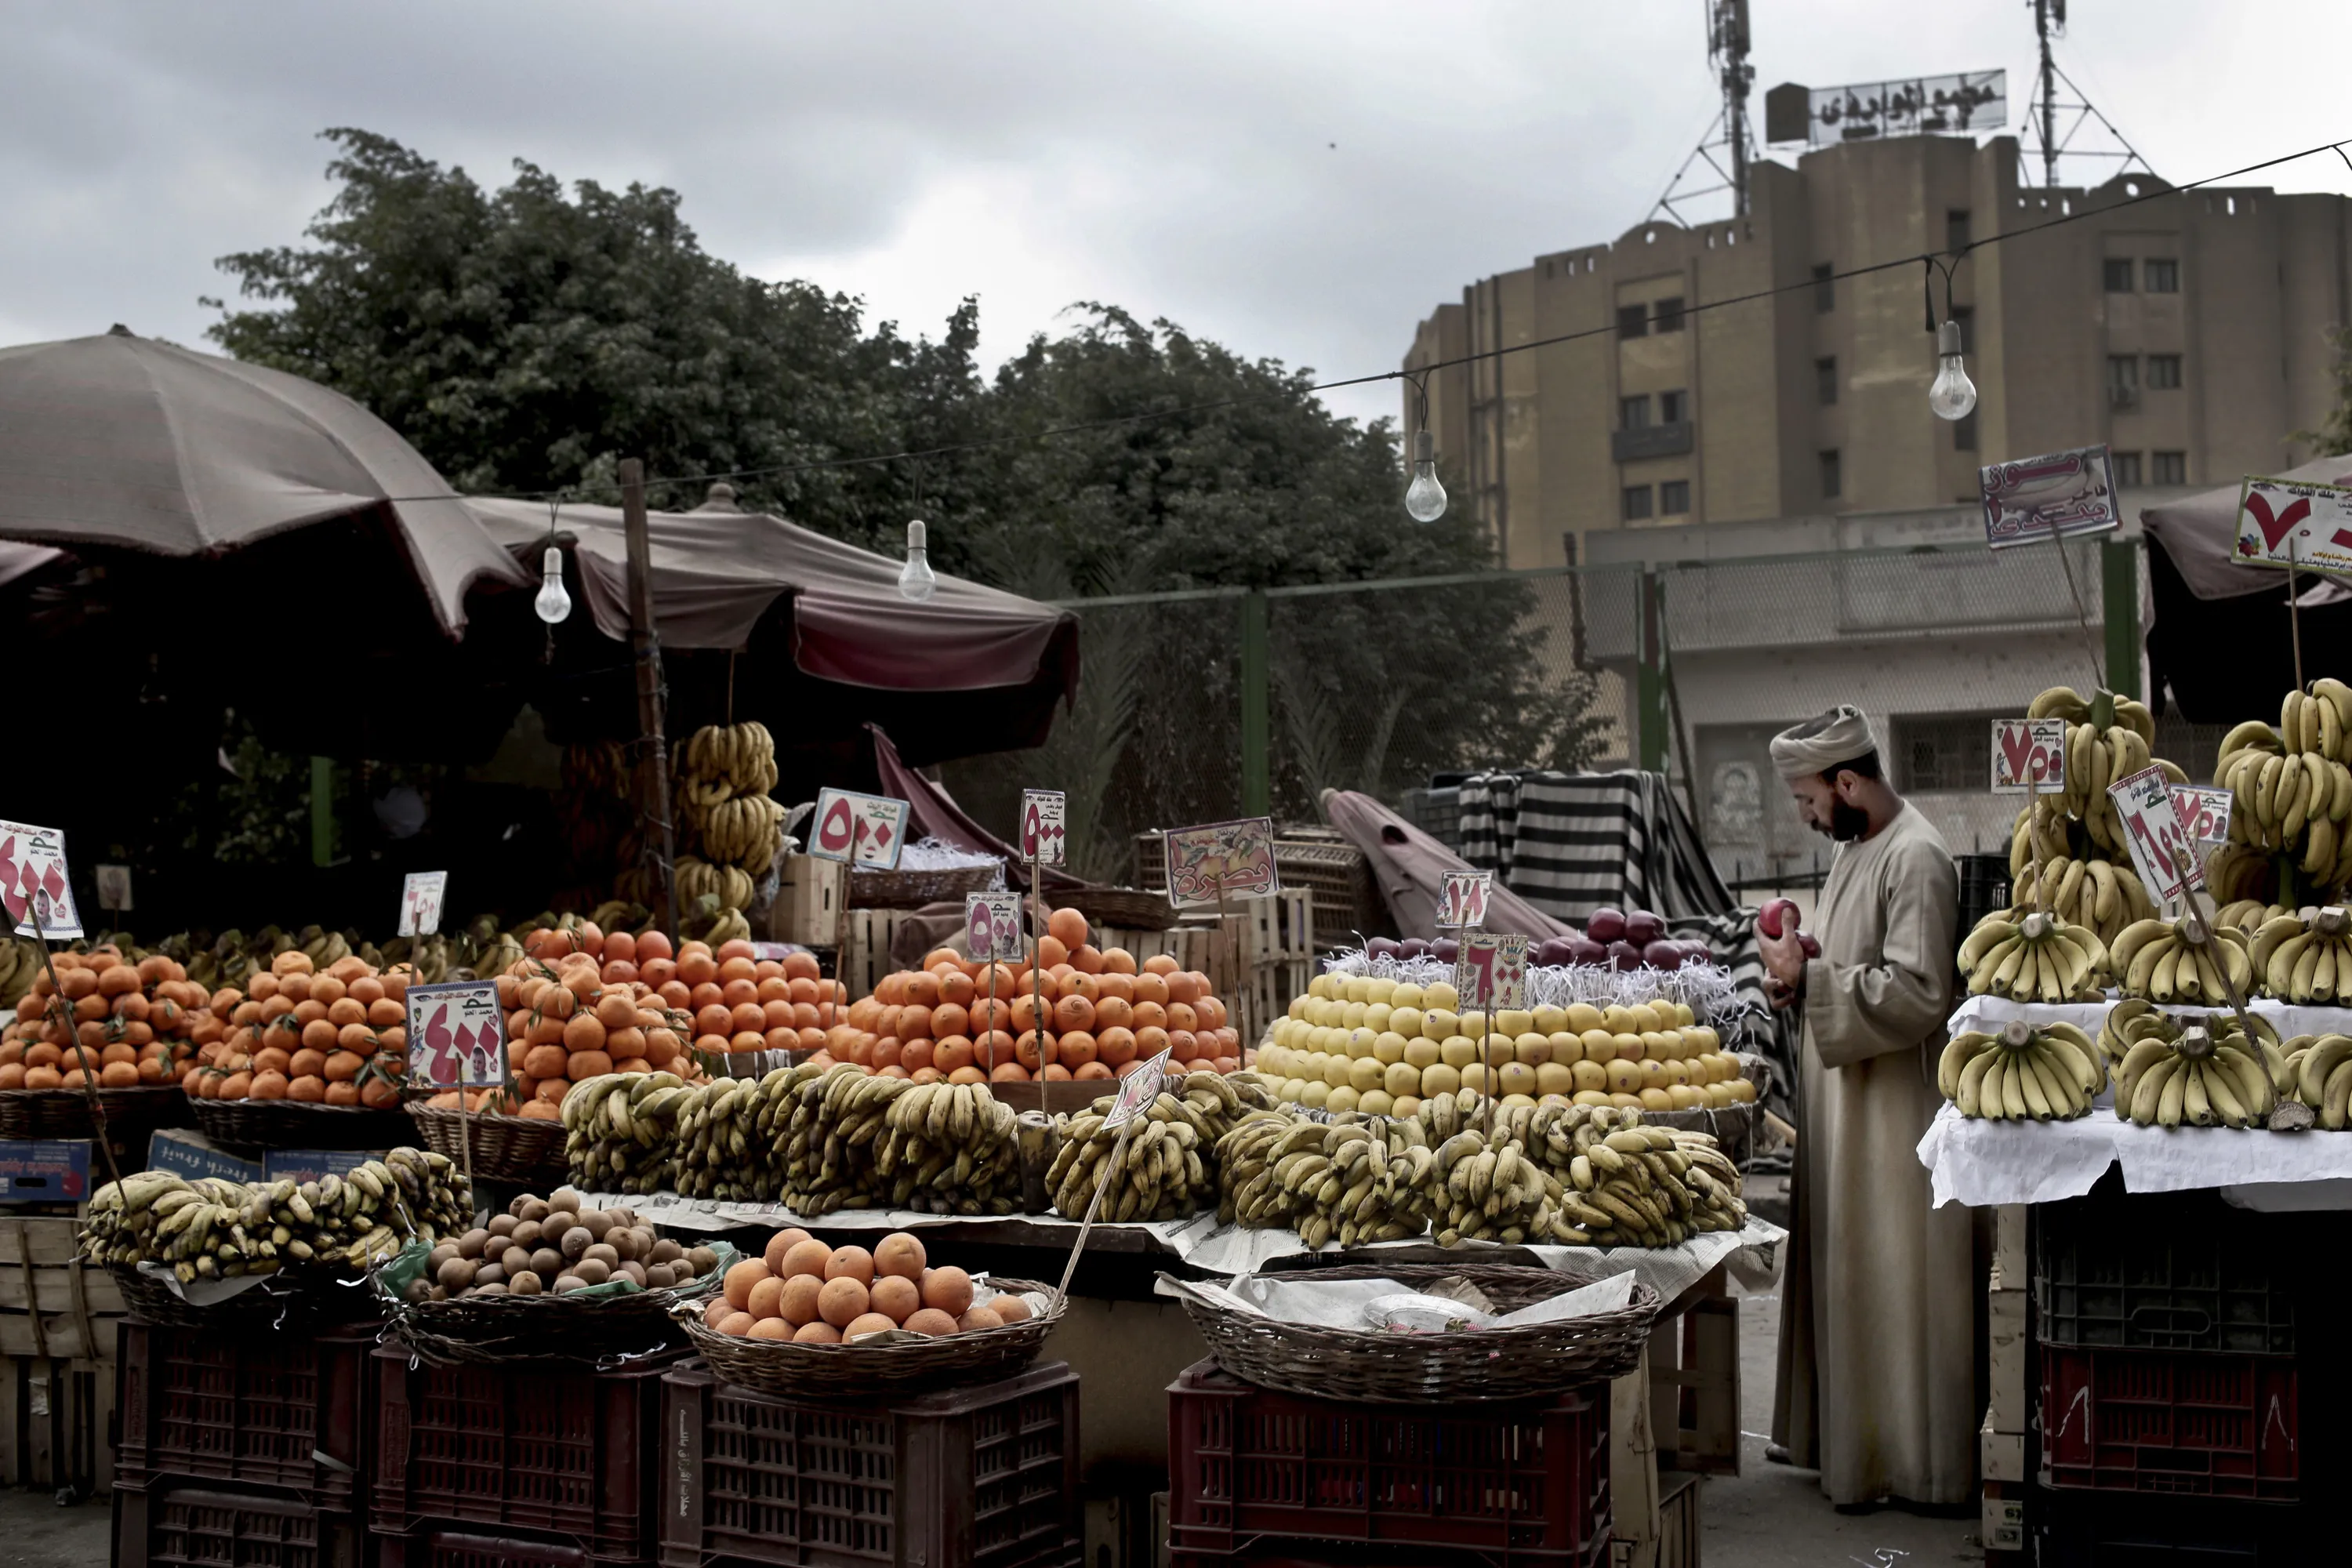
[1758,920,1808,996]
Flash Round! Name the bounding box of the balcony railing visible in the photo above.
[1611,420,1695,463]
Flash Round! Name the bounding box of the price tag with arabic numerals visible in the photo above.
[2108,764,2200,906]
[1990,720,2067,793]
[1105,1049,1173,1131]
[2171,785,2232,848]
[1020,789,1066,864]
[1453,933,1530,1012]
[1437,871,1492,929]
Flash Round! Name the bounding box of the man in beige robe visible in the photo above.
[1760,706,1976,1508]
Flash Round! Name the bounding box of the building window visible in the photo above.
[2145,259,2180,292]
[1820,449,1842,499]
[1813,263,1835,312]
[1659,389,1690,423]
[2154,451,2187,485]
[1893,713,1999,793]
[1955,410,1978,452]
[1617,304,1649,339]
[1946,209,1972,253]
[2113,451,2143,488]
[2107,355,2140,408]
[1660,480,1691,515]
[2148,354,2183,389]
[1653,296,1686,332]
[1622,485,1655,521]
[2103,258,2136,292]
[1953,305,1975,352]
[1620,394,1652,430]
[1816,356,1838,405]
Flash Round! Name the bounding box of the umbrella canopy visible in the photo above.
[2140,452,2352,601]
[0,329,528,634]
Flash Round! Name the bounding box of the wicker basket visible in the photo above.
[111,1265,379,1332]
[0,1083,191,1142]
[382,1265,727,1367]
[1066,888,1178,931]
[192,1097,415,1152]
[408,1105,568,1185]
[848,862,1002,909]
[677,1276,1062,1399]
[1171,1263,1659,1403]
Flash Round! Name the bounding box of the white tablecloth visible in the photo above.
[1915,1103,2352,1207]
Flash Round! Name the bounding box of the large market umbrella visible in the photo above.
[0,328,528,635]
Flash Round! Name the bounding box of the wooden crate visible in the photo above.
[1134,830,1374,953]
[1650,1469,1702,1568]
[0,1346,114,1497]
[1236,960,1312,1052]
[837,908,916,998]
[769,854,847,946]
[0,1216,122,1361]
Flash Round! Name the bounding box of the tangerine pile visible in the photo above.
[190,949,409,1106]
[2,947,216,1090]
[702,1229,1029,1342]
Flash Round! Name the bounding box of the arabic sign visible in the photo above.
[405,980,506,1088]
[1437,872,1492,930]
[1769,71,2005,148]
[964,891,1022,964]
[807,788,912,869]
[0,1141,89,1203]
[1990,720,2068,793]
[1162,817,1278,909]
[398,871,448,938]
[1980,444,2122,549]
[1454,934,1530,1013]
[0,822,79,940]
[1020,789,1067,865]
[1105,1048,1173,1131]
[2172,785,2233,847]
[2107,765,2199,907]
[2232,475,2352,572]
[95,864,132,913]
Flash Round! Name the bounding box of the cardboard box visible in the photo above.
[771,855,847,946]
[0,1142,91,1207]
[147,1128,263,1185]
[1980,1417,2024,1483]
[1992,1202,2027,1289]
[1981,1489,2024,1553]
[1987,1286,2028,1434]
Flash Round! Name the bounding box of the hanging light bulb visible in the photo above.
[898,518,938,603]
[1928,319,1978,421]
[533,543,572,624]
[1404,429,1448,522]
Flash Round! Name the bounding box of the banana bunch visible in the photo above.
[2110,916,2254,1003]
[2249,906,2352,1001]
[564,1071,697,1193]
[676,857,758,911]
[1048,1072,1273,1222]
[672,1073,786,1202]
[679,723,780,805]
[2284,1033,2352,1127]
[779,1063,912,1214]
[1508,1098,1748,1242]
[873,1079,1023,1215]
[696,795,786,876]
[1218,1116,1436,1248]
[1940,1018,2106,1120]
[2028,687,2168,856]
[2105,1008,2283,1128]
[562,742,635,802]
[378,933,453,982]
[2007,852,2153,949]
[2217,702,2352,877]
[80,1174,279,1281]
[1957,909,2110,1001]
[0,942,38,1007]
[2278,679,2352,764]
[1428,1124,1576,1246]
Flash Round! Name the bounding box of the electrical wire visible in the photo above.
[368,133,2352,508]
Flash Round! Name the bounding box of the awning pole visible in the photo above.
[622,459,680,942]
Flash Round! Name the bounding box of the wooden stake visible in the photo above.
[2288,537,2307,693]
[1031,855,1047,1118]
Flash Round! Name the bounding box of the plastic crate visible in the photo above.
[2035,1190,2296,1354]
[1167,1360,1609,1568]
[659,1357,1080,1568]
[372,1344,681,1559]
[113,1478,365,1568]
[376,1520,608,1568]
[114,1319,376,1505]
[1954,853,2012,937]
[2041,1345,2299,1501]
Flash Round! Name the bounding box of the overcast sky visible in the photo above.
[4,1,2347,430]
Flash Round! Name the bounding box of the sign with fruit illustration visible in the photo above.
[1453,932,1530,1011]
[1105,1047,1173,1130]
[1162,816,1277,909]
[2107,764,2199,906]
[1990,719,2067,793]
[405,979,506,1087]
[398,870,448,937]
[0,822,80,940]
[2171,785,2232,847]
[1020,789,1066,864]
[2232,474,2352,572]
[807,788,912,869]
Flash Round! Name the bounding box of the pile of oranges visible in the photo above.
[1,948,217,1091]
[817,906,1242,1084]
[191,949,409,1107]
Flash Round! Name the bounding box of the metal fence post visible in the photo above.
[2102,539,2141,700]
[1240,589,1271,817]
[1637,569,1668,772]
[310,756,334,868]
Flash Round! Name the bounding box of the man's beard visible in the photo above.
[1809,800,1869,841]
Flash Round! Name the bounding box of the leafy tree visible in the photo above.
[2296,325,2352,461]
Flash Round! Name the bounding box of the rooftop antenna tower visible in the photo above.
[1651,0,1755,225]
[2024,0,2153,187]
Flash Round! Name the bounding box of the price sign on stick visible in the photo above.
[807,788,912,869]
[1020,790,1066,865]
[2108,765,2201,908]
[95,865,132,914]
[2172,786,2234,847]
[1990,720,2068,793]
[1454,933,1530,1012]
[1105,1048,1173,1131]
[398,871,448,938]
[0,822,80,940]
[964,891,1022,963]
[2231,475,2352,572]
[1162,818,1277,909]
[1437,871,1492,929]
[405,981,506,1087]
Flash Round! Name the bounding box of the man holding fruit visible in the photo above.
[1756,706,1973,1510]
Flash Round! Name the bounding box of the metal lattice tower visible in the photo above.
[1652,0,1756,225]
[2023,0,2154,188]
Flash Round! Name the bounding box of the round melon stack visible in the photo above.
[1254,971,1753,1116]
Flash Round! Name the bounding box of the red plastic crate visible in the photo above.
[376,1519,609,1568]
[372,1344,683,1559]
[114,1319,376,1506]
[2041,1345,2299,1501]
[1167,1360,1609,1568]
[112,1478,365,1568]
[659,1358,1080,1568]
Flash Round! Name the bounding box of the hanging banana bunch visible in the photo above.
[2249,906,2352,1003]
[1956,909,2109,1002]
[2109,914,2254,1004]
[2284,1033,2352,1128]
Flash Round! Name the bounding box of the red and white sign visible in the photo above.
[964,891,1022,964]
[1162,818,1278,910]
[1020,789,1066,865]
[2108,765,2200,907]
[1980,444,2122,550]
[1437,871,1492,929]
[1105,1047,1173,1130]
[807,788,912,869]
[398,871,448,938]
[0,822,79,940]
[1454,933,1530,1012]
[405,980,506,1088]
[1990,720,2068,794]
[2233,475,2352,572]
[2171,785,2234,848]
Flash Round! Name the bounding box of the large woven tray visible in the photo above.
[408,1105,568,1185]
[192,1096,415,1152]
[376,1237,735,1367]
[111,1265,379,1333]
[677,1276,1061,1399]
[1067,887,1179,931]
[0,1083,191,1142]
[1172,1262,1659,1403]
[849,862,1001,909]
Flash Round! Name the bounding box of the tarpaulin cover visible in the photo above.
[867,724,1088,891]
[0,331,528,635]
[466,496,1076,692]
[2140,451,2352,600]
[1317,788,1572,941]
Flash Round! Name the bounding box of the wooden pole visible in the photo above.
[1031,855,1047,1117]
[2288,537,2307,693]
[621,459,680,944]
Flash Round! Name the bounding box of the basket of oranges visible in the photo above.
[0,948,209,1141]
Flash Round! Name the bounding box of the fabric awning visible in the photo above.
[2140,452,2352,601]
